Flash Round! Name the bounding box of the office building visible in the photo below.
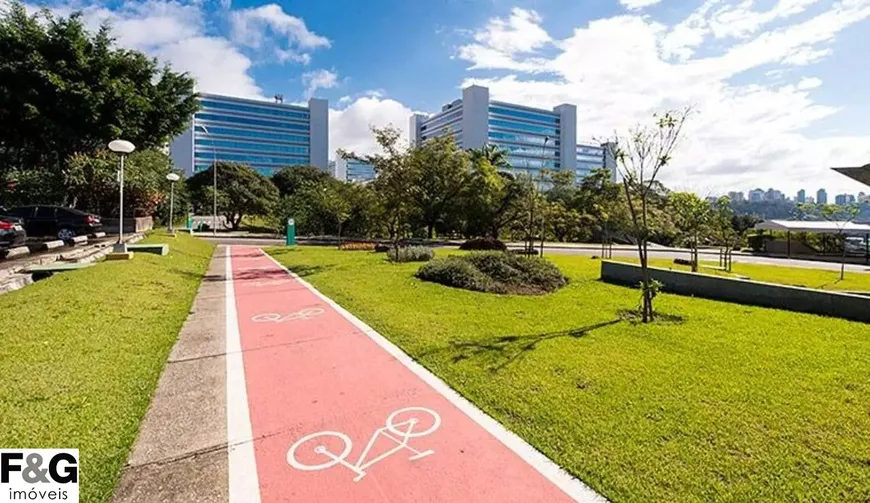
[409,85,614,183]
[796,189,806,203]
[170,93,328,178]
[749,188,765,202]
[835,193,856,205]
[817,188,828,204]
[334,157,376,183]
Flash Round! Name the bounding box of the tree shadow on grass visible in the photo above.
[429,319,623,373]
[615,309,685,324]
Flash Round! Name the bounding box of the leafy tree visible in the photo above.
[0,2,198,204]
[408,134,470,238]
[5,148,175,218]
[577,167,625,257]
[670,192,713,272]
[271,165,333,197]
[468,144,510,171]
[340,127,415,247]
[311,183,352,246]
[798,202,861,280]
[462,157,522,239]
[611,108,692,322]
[512,174,547,254]
[187,162,278,230]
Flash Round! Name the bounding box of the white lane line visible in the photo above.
[260,248,608,503]
[225,246,262,503]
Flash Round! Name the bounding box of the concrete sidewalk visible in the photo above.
[112,247,229,502]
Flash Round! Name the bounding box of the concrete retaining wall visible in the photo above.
[600,260,870,323]
[103,216,153,234]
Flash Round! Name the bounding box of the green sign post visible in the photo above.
[286,218,296,246]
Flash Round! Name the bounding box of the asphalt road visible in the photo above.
[202,236,870,274]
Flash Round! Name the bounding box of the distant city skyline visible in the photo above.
[720,187,869,205]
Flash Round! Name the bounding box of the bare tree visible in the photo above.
[798,202,861,280]
[611,108,692,322]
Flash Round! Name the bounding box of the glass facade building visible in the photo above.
[333,158,376,183]
[170,93,328,177]
[410,85,613,184]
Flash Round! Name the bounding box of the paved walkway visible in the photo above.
[115,245,604,502]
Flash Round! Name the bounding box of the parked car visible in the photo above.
[845,236,868,256]
[0,208,27,250]
[3,205,102,241]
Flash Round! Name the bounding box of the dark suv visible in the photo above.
[4,205,102,241]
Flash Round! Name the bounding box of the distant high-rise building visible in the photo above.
[727,191,745,202]
[169,93,329,178]
[764,188,784,201]
[835,194,856,205]
[749,188,765,202]
[334,157,376,183]
[806,196,815,204]
[817,188,828,204]
[797,189,806,203]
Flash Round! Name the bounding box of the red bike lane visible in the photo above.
[227,245,603,503]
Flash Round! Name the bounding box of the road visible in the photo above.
[201,236,870,274]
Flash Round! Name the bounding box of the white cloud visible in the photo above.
[329,97,416,158]
[796,76,823,89]
[621,0,664,10]
[457,8,555,72]
[302,69,339,98]
[229,3,329,65]
[456,0,870,194]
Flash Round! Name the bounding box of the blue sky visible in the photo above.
[22,0,870,195]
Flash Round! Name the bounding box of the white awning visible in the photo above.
[754,220,870,234]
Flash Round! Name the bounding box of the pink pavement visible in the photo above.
[229,245,588,503]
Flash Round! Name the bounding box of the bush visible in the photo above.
[339,241,376,251]
[374,243,390,253]
[416,251,567,295]
[388,246,435,263]
[459,237,507,251]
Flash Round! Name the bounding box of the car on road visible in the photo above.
[845,236,868,256]
[2,205,102,241]
[0,210,27,250]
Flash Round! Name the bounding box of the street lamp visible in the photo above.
[166,173,180,232]
[108,139,135,253]
[199,125,218,235]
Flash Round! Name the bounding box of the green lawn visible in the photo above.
[615,255,870,292]
[268,246,870,502]
[0,233,214,503]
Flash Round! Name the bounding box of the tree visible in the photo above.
[271,165,332,197]
[340,127,415,247]
[512,174,547,254]
[187,162,278,230]
[670,192,713,272]
[577,166,625,257]
[311,183,352,246]
[0,2,198,204]
[798,202,861,280]
[711,196,738,272]
[611,108,692,322]
[408,134,470,238]
[462,157,523,239]
[468,144,510,171]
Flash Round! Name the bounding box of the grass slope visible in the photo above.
[0,233,214,503]
[268,246,870,502]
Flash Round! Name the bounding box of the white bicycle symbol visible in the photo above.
[287,407,440,482]
[252,308,324,323]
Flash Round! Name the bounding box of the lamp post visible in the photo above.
[199,125,218,235]
[108,139,135,253]
[166,173,180,232]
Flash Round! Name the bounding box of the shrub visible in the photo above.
[459,237,507,251]
[339,241,376,251]
[388,246,435,263]
[416,251,567,295]
[374,243,391,253]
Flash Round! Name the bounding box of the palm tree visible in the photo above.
[469,144,510,171]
